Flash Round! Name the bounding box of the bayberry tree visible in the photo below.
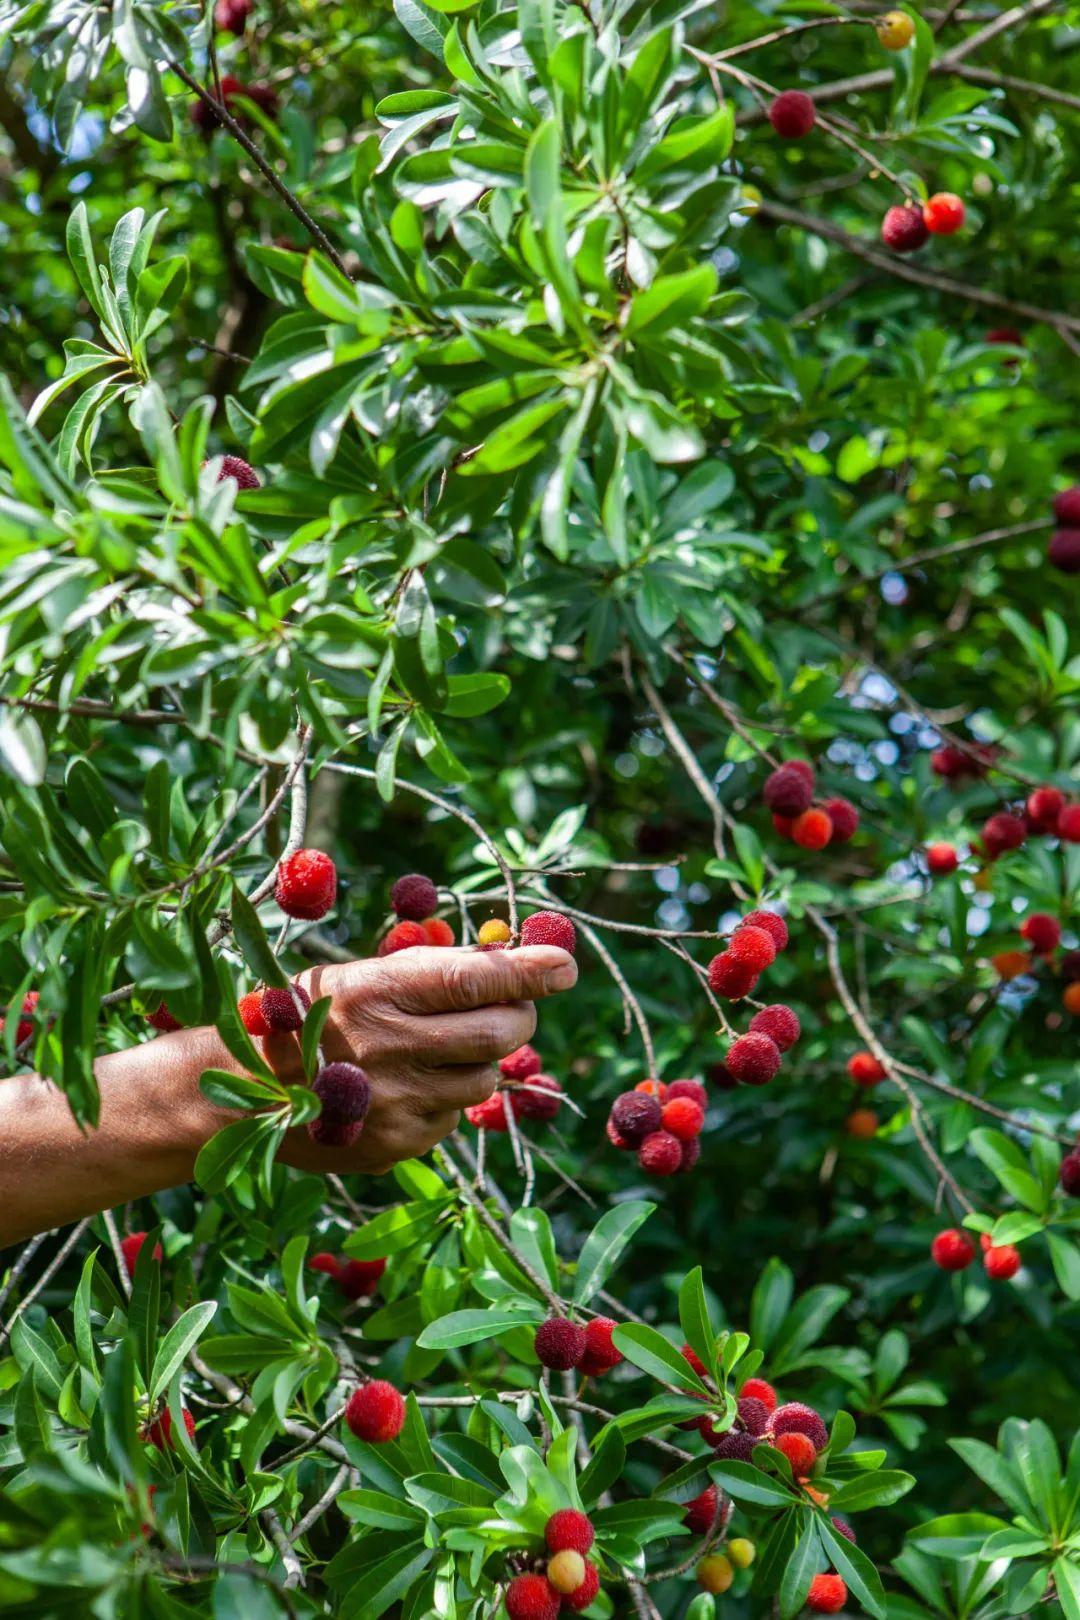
[1,0,1080,1613]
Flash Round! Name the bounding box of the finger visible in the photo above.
[414,1003,537,1067]
[383,945,577,1015]
[415,1065,497,1114]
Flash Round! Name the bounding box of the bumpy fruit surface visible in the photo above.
[808,1573,847,1613]
[338,1257,387,1299]
[308,1252,341,1279]
[931,1228,976,1271]
[763,762,814,815]
[562,1564,600,1613]
[982,811,1026,858]
[1027,786,1064,827]
[774,1430,817,1474]
[696,1554,734,1593]
[378,920,428,956]
[831,1515,856,1543]
[1050,531,1080,573]
[681,1342,708,1378]
[146,1001,183,1033]
[706,951,759,999]
[545,1508,595,1554]
[661,1097,705,1140]
[520,911,577,953]
[881,203,929,252]
[738,1395,771,1436]
[261,982,311,1032]
[546,1551,586,1595]
[145,1407,197,1450]
[344,1380,405,1443]
[667,1078,707,1108]
[206,452,259,487]
[824,797,859,842]
[769,1401,829,1451]
[923,192,965,234]
[422,917,454,946]
[728,1537,756,1569]
[876,9,914,47]
[275,848,337,920]
[500,1044,542,1080]
[768,91,816,140]
[728,925,777,972]
[478,918,511,945]
[726,1032,782,1086]
[505,1573,561,1620]
[465,1091,510,1130]
[1053,487,1080,526]
[847,1050,886,1087]
[683,1485,718,1535]
[578,1317,622,1376]
[611,1091,663,1144]
[390,873,438,920]
[740,1376,777,1412]
[715,1429,756,1460]
[1060,805,1080,841]
[792,808,833,850]
[748,1004,801,1052]
[741,909,789,951]
[1020,913,1061,953]
[121,1232,163,1274]
[517,1074,563,1121]
[214,0,251,32]
[638,1130,683,1175]
[309,1061,371,1148]
[984,1243,1021,1280]
[238,990,270,1037]
[926,842,959,875]
[534,1316,586,1370]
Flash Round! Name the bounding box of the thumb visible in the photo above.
[385,945,577,1014]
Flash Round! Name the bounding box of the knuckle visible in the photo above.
[439,953,481,1012]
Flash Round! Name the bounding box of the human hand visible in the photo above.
[265,944,577,1174]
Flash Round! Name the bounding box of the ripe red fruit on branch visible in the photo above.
[146,1002,183,1033]
[773,1430,817,1474]
[535,1316,587,1370]
[638,1130,683,1175]
[681,1342,708,1378]
[505,1574,561,1620]
[981,811,1026,858]
[214,0,252,32]
[121,1232,163,1274]
[824,797,859,842]
[748,1004,801,1052]
[579,1316,622,1376]
[792,808,833,850]
[379,920,428,955]
[740,1376,777,1412]
[740,909,789,951]
[516,1074,563,1121]
[275,849,337,920]
[635,1078,666,1099]
[520,911,577,954]
[344,1380,405,1443]
[726,1032,782,1086]
[1060,1151,1080,1196]
[847,1050,885,1087]
[309,1062,371,1148]
[465,1091,511,1131]
[715,1429,756,1460]
[737,1395,771,1435]
[808,1573,848,1614]
[661,1097,704,1140]
[1059,805,1080,842]
[683,1484,719,1535]
[500,1044,542,1080]
[2,990,39,1044]
[923,192,965,234]
[984,1244,1021,1280]
[831,1515,856,1544]
[238,990,270,1037]
[561,1563,600,1612]
[768,90,816,139]
[768,1401,829,1451]
[1053,487,1080,526]
[926,842,959,875]
[667,1078,707,1109]
[338,1257,387,1299]
[1048,530,1080,573]
[145,1407,197,1450]
[261,981,311,1032]
[1027,786,1064,828]
[931,1228,976,1271]
[1020,913,1061,954]
[881,203,929,252]
[308,1252,342,1279]
[931,743,994,781]
[206,452,260,488]
[847,1108,879,1139]
[390,872,438,920]
[610,1091,663,1145]
[706,951,759,999]
[763,763,814,816]
[545,1508,595,1555]
[728,925,777,972]
[422,917,454,946]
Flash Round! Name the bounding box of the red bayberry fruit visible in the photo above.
[982,811,1026,858]
[923,192,965,234]
[831,1515,856,1543]
[772,814,797,839]
[606,1118,632,1150]
[683,1484,719,1536]
[500,1044,542,1080]
[808,1573,847,1614]
[275,849,336,920]
[145,1407,197,1450]
[792,808,833,850]
[338,1257,387,1299]
[378,920,428,956]
[146,1002,183,1033]
[1049,530,1080,574]
[740,909,789,951]
[661,1097,705,1140]
[309,1062,371,1148]
[517,1074,563,1121]
[931,1228,976,1271]
[390,872,438,920]
[748,1004,801,1052]
[740,1376,777,1412]
[505,1574,561,1620]
[1027,786,1065,828]
[520,911,577,954]
[422,917,454,946]
[578,1316,622,1376]
[1053,488,1080,526]
[2,990,39,1045]
[261,982,311,1033]
[638,1130,683,1175]
[681,1342,708,1379]
[610,1091,663,1145]
[737,1395,771,1436]
[1061,1151,1080,1195]
[214,0,252,32]
[1059,805,1080,841]
[881,203,928,252]
[206,452,259,487]
[562,1563,600,1612]
[535,1317,586,1371]
[344,1380,405,1443]
[634,1078,667,1099]
[773,1430,817,1474]
[546,1509,595,1555]
[715,1429,757,1460]
[728,925,777,972]
[988,326,1023,348]
[725,1032,782,1086]
[667,1078,707,1109]
[238,990,270,1037]
[309,1252,342,1279]
[768,90,816,139]
[120,1233,163,1275]
[984,1244,1021,1280]
[465,1091,511,1131]
[768,1402,829,1451]
[926,842,959,874]
[763,763,814,815]
[1021,913,1061,954]
[706,952,759,999]
[847,1050,886,1087]
[824,797,859,842]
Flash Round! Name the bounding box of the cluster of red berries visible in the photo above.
[880,192,965,254]
[343,1379,406,1444]
[704,910,801,1088]
[762,760,858,851]
[1060,1148,1080,1196]
[191,76,277,133]
[309,1252,387,1300]
[142,1406,197,1452]
[931,1227,1021,1281]
[533,1315,623,1379]
[239,980,372,1148]
[606,1076,707,1176]
[465,1043,565,1129]
[1048,484,1080,575]
[929,741,999,782]
[505,1511,601,1619]
[683,1360,836,1481]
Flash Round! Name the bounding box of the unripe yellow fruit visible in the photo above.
[478,918,511,945]
[736,184,762,217]
[728,1537,756,1569]
[696,1554,733,1594]
[547,1551,586,1594]
[876,10,915,48]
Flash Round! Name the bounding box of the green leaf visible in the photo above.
[416,1304,545,1348]
[709,1459,796,1507]
[150,1301,217,1401]
[573,1201,654,1305]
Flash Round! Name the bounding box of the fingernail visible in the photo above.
[545,966,577,993]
